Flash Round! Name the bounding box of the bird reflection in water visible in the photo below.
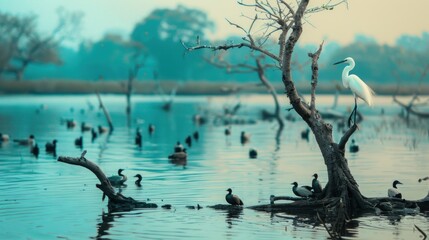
[95,210,124,239]
[225,207,243,229]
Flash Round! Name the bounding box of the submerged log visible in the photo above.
[57,151,157,212]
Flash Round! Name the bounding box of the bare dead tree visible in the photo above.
[0,8,82,80]
[126,42,146,119]
[206,53,284,128]
[393,64,429,121]
[182,0,428,236]
[96,92,114,132]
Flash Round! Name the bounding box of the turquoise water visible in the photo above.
[0,94,428,239]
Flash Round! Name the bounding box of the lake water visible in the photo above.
[0,94,428,239]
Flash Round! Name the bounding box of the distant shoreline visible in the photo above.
[0,79,427,95]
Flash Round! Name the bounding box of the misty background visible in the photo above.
[1,4,428,87]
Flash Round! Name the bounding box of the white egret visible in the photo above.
[225,188,244,206]
[388,180,402,199]
[334,57,375,126]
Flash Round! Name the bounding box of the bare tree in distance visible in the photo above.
[183,0,429,236]
[393,64,429,122]
[0,8,82,80]
[206,53,284,128]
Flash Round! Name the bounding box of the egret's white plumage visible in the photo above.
[338,57,375,105]
[334,57,375,125]
[387,180,402,199]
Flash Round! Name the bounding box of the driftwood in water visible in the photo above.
[96,92,114,132]
[57,151,157,211]
[393,95,429,120]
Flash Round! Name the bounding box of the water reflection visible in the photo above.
[224,208,243,229]
[1,95,429,239]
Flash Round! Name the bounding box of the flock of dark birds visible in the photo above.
[0,103,422,207]
[0,115,409,206]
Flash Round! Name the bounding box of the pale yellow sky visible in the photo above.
[0,0,428,45]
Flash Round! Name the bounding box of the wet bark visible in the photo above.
[57,151,157,212]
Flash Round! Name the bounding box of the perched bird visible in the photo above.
[185,135,192,148]
[193,131,199,141]
[388,180,403,199]
[45,139,57,153]
[31,143,39,158]
[249,148,258,159]
[240,131,250,145]
[349,139,359,153]
[174,141,184,153]
[81,122,92,132]
[301,129,310,140]
[291,182,313,198]
[108,169,127,186]
[91,128,98,142]
[334,57,375,126]
[98,125,108,134]
[148,124,155,136]
[224,126,231,136]
[135,131,142,147]
[74,136,83,147]
[13,135,35,146]
[0,133,10,142]
[134,174,142,187]
[312,173,323,194]
[225,188,244,206]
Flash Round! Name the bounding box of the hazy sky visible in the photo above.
[1,0,428,46]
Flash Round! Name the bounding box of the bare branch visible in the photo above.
[308,42,324,115]
[338,124,358,152]
[181,40,281,62]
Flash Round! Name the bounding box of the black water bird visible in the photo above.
[0,133,10,142]
[91,128,98,141]
[185,135,192,148]
[81,122,92,132]
[66,119,76,128]
[291,182,313,198]
[135,131,142,147]
[45,139,57,153]
[13,135,35,146]
[225,188,244,206]
[74,136,83,147]
[388,180,402,199]
[134,174,142,187]
[249,148,258,158]
[174,141,184,153]
[31,143,39,158]
[108,169,127,186]
[168,148,187,160]
[98,125,108,134]
[240,131,250,145]
[312,173,323,193]
[148,124,155,136]
[349,139,359,153]
[193,131,199,141]
[301,129,310,140]
[224,126,231,136]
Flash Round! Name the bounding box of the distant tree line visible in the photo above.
[0,5,428,85]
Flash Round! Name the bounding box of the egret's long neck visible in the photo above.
[342,62,354,88]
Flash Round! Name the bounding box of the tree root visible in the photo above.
[57,150,157,212]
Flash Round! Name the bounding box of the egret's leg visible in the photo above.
[353,97,357,125]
